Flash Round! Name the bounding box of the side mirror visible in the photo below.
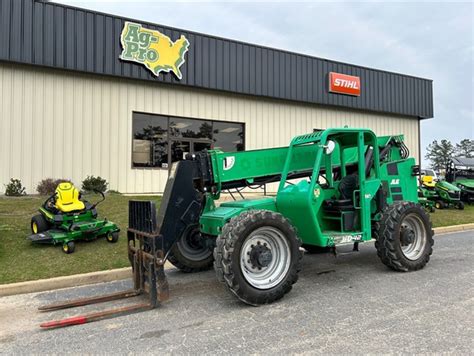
[324,140,336,155]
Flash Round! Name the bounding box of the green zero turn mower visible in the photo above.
[28,182,120,253]
[419,175,464,210]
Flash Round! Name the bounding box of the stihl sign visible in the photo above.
[329,72,361,96]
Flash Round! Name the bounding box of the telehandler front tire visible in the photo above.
[168,224,214,273]
[374,202,434,272]
[214,210,302,306]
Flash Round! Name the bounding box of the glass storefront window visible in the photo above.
[132,112,245,169]
[132,113,168,168]
[169,118,214,139]
[213,121,245,152]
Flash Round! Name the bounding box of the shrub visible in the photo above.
[4,178,27,196]
[82,175,108,193]
[36,178,72,195]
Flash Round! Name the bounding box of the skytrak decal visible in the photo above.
[329,72,361,96]
[119,22,189,80]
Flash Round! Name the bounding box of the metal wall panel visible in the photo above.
[0,0,433,118]
[0,63,420,194]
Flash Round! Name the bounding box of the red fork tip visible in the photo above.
[40,315,87,328]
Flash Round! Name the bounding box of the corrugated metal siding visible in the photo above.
[0,63,420,194]
[0,0,433,118]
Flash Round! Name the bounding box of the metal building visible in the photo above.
[0,0,433,194]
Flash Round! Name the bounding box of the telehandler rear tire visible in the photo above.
[214,210,302,306]
[374,202,434,272]
[168,224,214,273]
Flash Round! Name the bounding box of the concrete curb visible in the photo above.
[1,224,472,297]
[433,223,474,234]
[0,267,133,298]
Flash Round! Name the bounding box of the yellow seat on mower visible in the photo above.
[55,182,85,213]
[421,175,436,188]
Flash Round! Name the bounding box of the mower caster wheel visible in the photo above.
[31,214,49,234]
[429,206,436,213]
[457,201,465,210]
[106,231,119,243]
[434,201,445,210]
[62,241,75,254]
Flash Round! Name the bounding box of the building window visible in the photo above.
[132,112,245,169]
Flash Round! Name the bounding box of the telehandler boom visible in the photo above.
[39,128,434,327]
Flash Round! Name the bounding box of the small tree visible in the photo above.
[4,178,27,196]
[82,176,108,193]
[425,139,454,171]
[455,139,474,158]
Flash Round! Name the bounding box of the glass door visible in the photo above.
[193,141,212,153]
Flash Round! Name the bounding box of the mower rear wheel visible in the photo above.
[106,231,119,243]
[62,241,75,254]
[31,214,49,234]
[434,201,445,210]
[214,210,302,306]
[167,224,214,273]
[374,202,433,272]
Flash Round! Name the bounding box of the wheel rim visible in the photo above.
[107,233,113,241]
[176,226,212,262]
[240,226,291,290]
[400,213,427,261]
[63,244,68,252]
[32,222,38,233]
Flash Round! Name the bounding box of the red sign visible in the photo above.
[329,72,361,96]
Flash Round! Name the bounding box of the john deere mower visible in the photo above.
[28,182,120,253]
[419,175,464,210]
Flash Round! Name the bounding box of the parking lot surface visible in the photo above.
[0,231,472,354]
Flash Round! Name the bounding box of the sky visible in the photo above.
[58,0,473,164]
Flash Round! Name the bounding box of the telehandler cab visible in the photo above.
[39,128,434,328]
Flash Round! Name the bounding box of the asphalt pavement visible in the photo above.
[0,230,472,354]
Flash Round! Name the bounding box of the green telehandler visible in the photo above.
[39,128,434,328]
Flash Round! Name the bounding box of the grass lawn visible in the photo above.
[0,195,472,284]
[429,203,474,227]
[0,193,161,285]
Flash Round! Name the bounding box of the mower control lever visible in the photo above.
[91,190,106,209]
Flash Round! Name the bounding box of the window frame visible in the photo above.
[131,111,246,170]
